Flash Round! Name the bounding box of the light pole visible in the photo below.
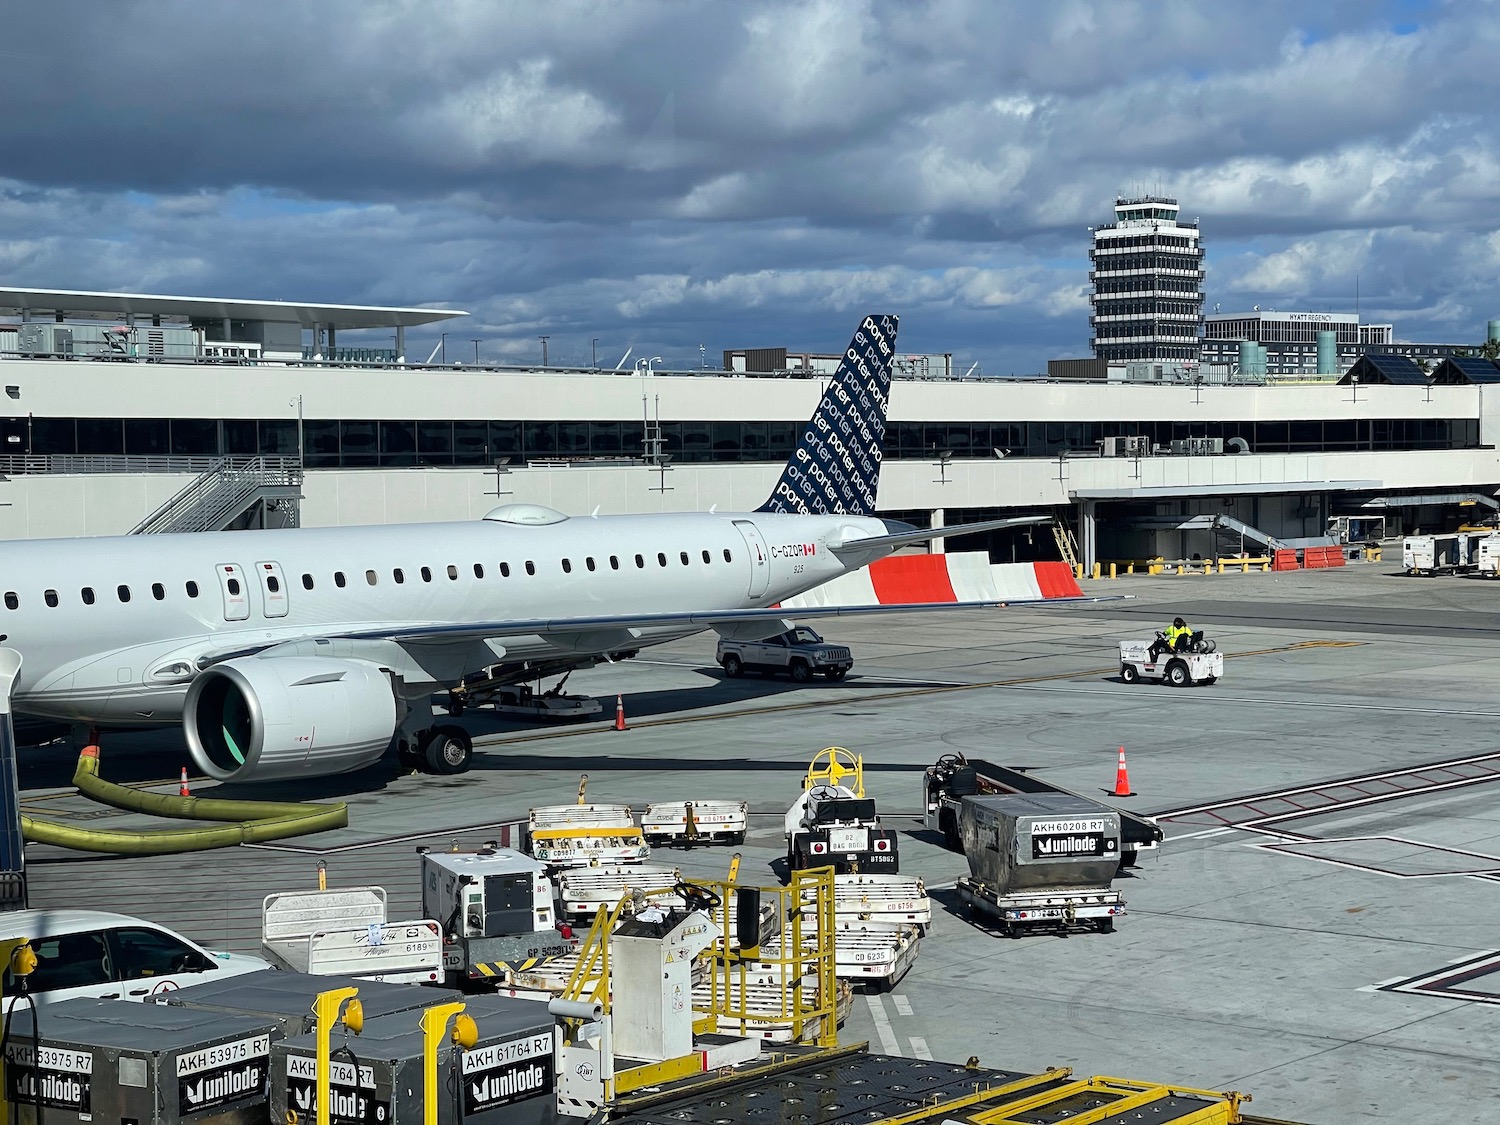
[592,338,599,370]
[539,336,550,368]
[471,338,481,364]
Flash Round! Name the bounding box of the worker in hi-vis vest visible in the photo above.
[1151,617,1192,661]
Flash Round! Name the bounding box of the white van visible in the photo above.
[0,909,272,1010]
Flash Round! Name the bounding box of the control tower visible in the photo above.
[1089,196,1204,363]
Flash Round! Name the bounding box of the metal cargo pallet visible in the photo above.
[553,864,684,920]
[762,919,920,990]
[641,799,748,845]
[812,873,932,930]
[529,803,636,830]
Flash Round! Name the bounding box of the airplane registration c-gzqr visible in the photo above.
[0,314,1049,783]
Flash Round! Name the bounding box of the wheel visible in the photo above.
[1120,664,1140,684]
[445,691,465,717]
[730,831,746,845]
[789,660,812,683]
[722,654,743,678]
[1202,675,1217,685]
[1165,661,1191,687]
[824,667,848,681]
[421,725,473,775]
[1095,918,1115,934]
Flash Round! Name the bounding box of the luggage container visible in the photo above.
[1477,533,1500,577]
[641,799,748,846]
[956,794,1126,937]
[6,997,279,1125]
[1403,533,1473,575]
[154,971,459,1036]
[261,886,443,983]
[269,993,554,1125]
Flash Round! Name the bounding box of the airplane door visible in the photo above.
[255,561,289,619]
[733,520,771,599]
[215,563,251,621]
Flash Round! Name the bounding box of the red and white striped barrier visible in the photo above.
[782,552,1081,609]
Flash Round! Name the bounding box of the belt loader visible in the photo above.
[955,793,1126,938]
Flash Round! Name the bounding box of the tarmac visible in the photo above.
[18,560,1500,1125]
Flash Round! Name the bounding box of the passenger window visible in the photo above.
[152,583,166,600]
[2,593,15,611]
[657,553,667,567]
[421,567,432,583]
[447,565,458,581]
[108,927,210,979]
[635,554,644,568]
[586,558,596,572]
[301,574,314,591]
[702,550,711,564]
[562,559,572,574]
[680,551,689,566]
[390,569,402,584]
[12,932,112,993]
[366,570,378,586]
[473,563,484,579]
[610,556,619,570]
[44,590,57,608]
[267,576,280,593]
[225,579,239,596]
[525,561,535,576]
[185,581,199,598]
[500,563,510,578]
[118,585,131,603]
[334,572,346,588]
[82,587,96,605]
[723,549,733,563]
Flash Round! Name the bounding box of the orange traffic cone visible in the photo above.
[179,767,191,798]
[614,694,628,731]
[1112,746,1134,797]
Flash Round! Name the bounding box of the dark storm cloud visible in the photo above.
[2,0,1499,374]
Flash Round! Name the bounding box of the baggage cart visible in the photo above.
[641,799,748,846]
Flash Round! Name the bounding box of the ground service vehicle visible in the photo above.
[0,909,272,1011]
[717,626,853,682]
[1119,633,1222,686]
[525,777,651,868]
[260,886,442,983]
[785,747,898,874]
[923,752,1162,871]
[1480,534,1500,576]
[419,845,578,987]
[1403,532,1478,575]
[956,793,1126,938]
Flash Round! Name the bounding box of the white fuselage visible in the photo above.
[2,510,885,724]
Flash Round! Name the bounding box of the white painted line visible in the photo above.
[893,995,913,1017]
[865,994,902,1056]
[909,1036,933,1060]
[1165,827,1236,842]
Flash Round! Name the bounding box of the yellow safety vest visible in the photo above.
[1165,624,1190,644]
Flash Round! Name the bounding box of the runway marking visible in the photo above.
[865,994,902,1056]
[892,995,913,1017]
[1377,949,1500,1007]
[908,1036,933,1061]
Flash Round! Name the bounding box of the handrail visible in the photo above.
[0,453,301,476]
[129,456,303,534]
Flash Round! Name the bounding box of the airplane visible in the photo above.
[0,313,1053,784]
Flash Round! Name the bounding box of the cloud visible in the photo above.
[2,0,1500,374]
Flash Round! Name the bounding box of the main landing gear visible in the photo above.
[395,723,474,776]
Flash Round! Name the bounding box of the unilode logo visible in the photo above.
[463,1035,554,1113]
[5,1045,92,1113]
[769,542,816,559]
[179,1060,265,1114]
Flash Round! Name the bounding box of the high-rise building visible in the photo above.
[1089,195,1204,363]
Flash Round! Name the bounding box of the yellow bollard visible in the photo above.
[313,987,364,1125]
[421,1003,479,1125]
[1127,562,1135,576]
[1109,562,1117,579]
[1091,562,1101,580]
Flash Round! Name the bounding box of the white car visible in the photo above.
[0,909,273,1010]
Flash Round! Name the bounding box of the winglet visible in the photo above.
[757,314,898,516]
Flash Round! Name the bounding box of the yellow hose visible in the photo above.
[20,745,348,855]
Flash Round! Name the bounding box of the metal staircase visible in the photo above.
[129,456,303,534]
[1052,521,1080,570]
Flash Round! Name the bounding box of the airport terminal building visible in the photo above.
[0,286,1496,569]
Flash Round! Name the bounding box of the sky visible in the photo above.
[0,0,1495,374]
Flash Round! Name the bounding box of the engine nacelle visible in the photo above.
[184,656,398,783]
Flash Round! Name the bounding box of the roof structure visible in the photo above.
[1338,354,1428,385]
[1429,356,1500,384]
[0,287,466,330]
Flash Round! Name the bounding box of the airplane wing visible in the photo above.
[830,516,1052,561]
[199,595,1113,665]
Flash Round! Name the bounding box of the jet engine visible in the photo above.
[184,656,398,782]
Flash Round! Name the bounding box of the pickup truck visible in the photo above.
[717,626,852,682]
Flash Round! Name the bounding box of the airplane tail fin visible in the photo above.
[757,314,898,516]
